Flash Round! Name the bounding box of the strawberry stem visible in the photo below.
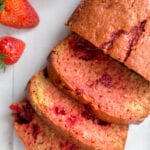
[0,0,4,11]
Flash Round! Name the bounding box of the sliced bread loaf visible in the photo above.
[67,0,150,81]
[27,70,128,150]
[10,100,78,150]
[47,34,150,124]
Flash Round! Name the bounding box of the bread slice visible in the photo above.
[47,34,150,124]
[27,70,128,150]
[10,100,78,150]
[67,0,150,81]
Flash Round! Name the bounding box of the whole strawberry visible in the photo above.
[0,37,25,69]
[0,0,39,28]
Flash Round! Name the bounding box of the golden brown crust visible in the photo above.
[47,34,150,125]
[67,0,150,81]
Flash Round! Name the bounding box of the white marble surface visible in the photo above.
[0,1,149,150]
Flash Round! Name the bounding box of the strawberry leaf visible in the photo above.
[0,0,4,11]
[0,54,8,70]
[0,59,6,70]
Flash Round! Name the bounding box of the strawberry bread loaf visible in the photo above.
[67,0,150,81]
[27,70,128,150]
[10,100,78,150]
[47,34,150,124]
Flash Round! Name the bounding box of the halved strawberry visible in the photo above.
[0,0,39,28]
[0,37,25,69]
